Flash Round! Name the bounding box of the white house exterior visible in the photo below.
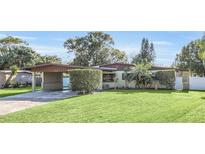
[95,63,179,89]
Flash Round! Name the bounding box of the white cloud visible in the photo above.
[153,41,173,46]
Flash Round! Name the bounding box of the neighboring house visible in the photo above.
[0,70,41,88]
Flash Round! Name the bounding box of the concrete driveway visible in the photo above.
[0,90,77,115]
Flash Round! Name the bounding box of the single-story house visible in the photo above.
[95,63,186,89]
[25,63,189,91]
[0,70,41,88]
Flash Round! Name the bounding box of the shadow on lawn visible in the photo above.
[0,92,28,98]
[104,89,190,94]
[200,96,205,100]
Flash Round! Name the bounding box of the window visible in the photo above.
[103,74,115,82]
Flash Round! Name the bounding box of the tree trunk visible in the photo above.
[4,73,13,88]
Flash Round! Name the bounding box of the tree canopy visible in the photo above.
[132,38,155,65]
[174,38,205,76]
[64,32,127,66]
[37,55,62,65]
[0,36,61,70]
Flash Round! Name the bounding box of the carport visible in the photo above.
[26,64,85,91]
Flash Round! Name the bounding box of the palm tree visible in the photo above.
[127,64,152,89]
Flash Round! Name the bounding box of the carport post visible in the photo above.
[41,72,44,89]
[32,72,36,92]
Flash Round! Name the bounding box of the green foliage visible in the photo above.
[64,32,127,66]
[8,82,26,88]
[132,38,155,65]
[0,36,61,69]
[10,65,19,76]
[110,48,128,63]
[69,69,102,93]
[37,55,62,64]
[127,64,152,88]
[175,35,205,76]
[197,40,205,69]
[0,36,26,45]
[155,71,175,89]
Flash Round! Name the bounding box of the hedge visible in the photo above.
[69,69,102,93]
[155,71,175,89]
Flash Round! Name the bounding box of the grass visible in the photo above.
[1,89,205,122]
[0,86,41,98]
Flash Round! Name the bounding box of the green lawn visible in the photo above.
[0,87,33,98]
[0,86,41,98]
[1,89,205,122]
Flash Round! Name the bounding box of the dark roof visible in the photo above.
[25,63,90,72]
[99,63,134,71]
[25,63,88,69]
[100,62,135,67]
[99,63,175,71]
[150,66,174,70]
[95,67,117,71]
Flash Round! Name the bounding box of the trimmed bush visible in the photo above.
[155,71,175,89]
[69,69,102,93]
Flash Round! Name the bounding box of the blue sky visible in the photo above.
[0,31,203,66]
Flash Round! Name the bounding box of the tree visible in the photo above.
[37,55,62,64]
[64,32,127,66]
[0,36,38,69]
[0,36,26,46]
[175,39,204,76]
[4,65,19,87]
[12,46,41,68]
[110,48,127,63]
[0,36,62,69]
[0,36,27,69]
[127,64,152,89]
[132,38,155,65]
[197,40,205,67]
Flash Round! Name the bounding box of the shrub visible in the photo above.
[155,71,175,89]
[12,82,24,88]
[8,82,28,88]
[69,69,102,93]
